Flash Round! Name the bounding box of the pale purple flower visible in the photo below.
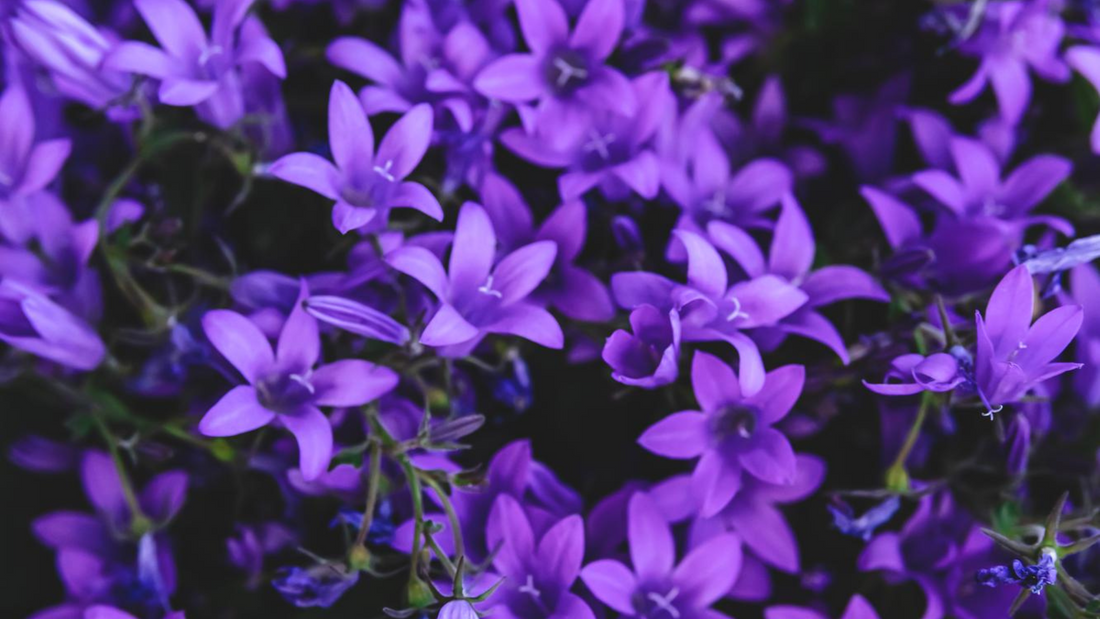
[580,492,742,619]
[0,279,105,370]
[386,201,563,357]
[639,351,803,516]
[602,304,681,389]
[198,282,398,479]
[268,80,443,234]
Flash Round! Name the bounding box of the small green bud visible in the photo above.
[885,465,909,493]
[348,545,371,572]
[407,576,435,608]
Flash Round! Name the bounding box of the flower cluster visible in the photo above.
[4,0,1100,618]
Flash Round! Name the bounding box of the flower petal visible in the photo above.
[312,360,399,407]
[198,386,273,437]
[281,405,333,481]
[638,412,708,459]
[202,310,274,383]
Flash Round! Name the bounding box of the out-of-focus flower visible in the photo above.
[976,550,1058,595]
[828,496,901,541]
[268,81,442,234]
[0,279,105,370]
[104,0,287,128]
[271,564,359,608]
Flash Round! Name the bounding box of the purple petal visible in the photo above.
[728,275,809,328]
[860,186,921,249]
[139,470,188,522]
[692,449,742,517]
[327,80,373,174]
[303,295,410,344]
[580,560,637,614]
[277,282,320,372]
[421,303,480,347]
[480,173,535,250]
[638,412,708,459]
[989,56,1030,125]
[576,66,636,116]
[842,595,881,619]
[950,137,1000,199]
[628,492,675,581]
[781,309,851,364]
[731,501,799,572]
[725,159,792,213]
[19,139,70,194]
[769,194,814,280]
[570,0,624,61]
[492,241,557,305]
[331,201,376,234]
[549,265,615,322]
[134,0,205,61]
[438,601,478,619]
[474,54,546,102]
[514,0,568,54]
[487,494,534,578]
[386,246,449,299]
[391,182,443,220]
[484,303,564,349]
[237,34,286,78]
[326,37,403,85]
[312,360,398,407]
[672,533,742,608]
[998,155,1072,214]
[33,511,111,555]
[268,153,340,199]
[158,78,219,106]
[857,532,903,571]
[691,351,740,411]
[449,202,496,296]
[612,151,660,199]
[707,221,766,278]
[1016,305,1083,377]
[538,514,585,588]
[673,230,727,299]
[80,450,128,524]
[376,103,433,180]
[984,264,1035,358]
[740,427,796,485]
[198,386,273,436]
[611,272,677,309]
[103,41,184,78]
[801,265,887,307]
[751,364,805,425]
[281,405,333,481]
[912,170,966,214]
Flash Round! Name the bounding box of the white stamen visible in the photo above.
[518,574,541,598]
[583,131,616,161]
[647,587,681,618]
[288,373,316,394]
[726,296,750,322]
[478,275,503,298]
[373,160,396,182]
[982,405,1003,420]
[703,190,726,215]
[553,56,588,87]
[198,45,224,66]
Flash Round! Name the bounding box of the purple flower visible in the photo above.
[707,194,888,363]
[500,71,671,200]
[612,230,808,395]
[580,491,741,619]
[85,606,185,619]
[478,175,615,322]
[10,0,134,116]
[484,494,594,618]
[0,82,71,241]
[602,304,681,389]
[766,594,881,619]
[0,279,105,371]
[268,80,443,234]
[474,0,636,148]
[639,351,802,516]
[302,294,411,344]
[948,0,1069,125]
[1066,45,1100,152]
[866,265,1082,418]
[104,0,287,129]
[271,564,359,608]
[386,201,564,357]
[198,282,399,479]
[977,551,1058,595]
[439,600,479,619]
[1067,264,1100,406]
[828,496,902,542]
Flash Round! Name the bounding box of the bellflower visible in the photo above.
[479,174,614,321]
[104,0,287,129]
[613,229,808,395]
[198,282,399,479]
[268,80,443,234]
[639,352,802,516]
[948,0,1069,125]
[865,265,1083,419]
[500,71,670,200]
[0,82,71,243]
[10,0,134,116]
[86,607,185,619]
[1067,264,1100,406]
[976,551,1058,595]
[829,496,902,541]
[484,494,594,619]
[580,492,742,619]
[326,0,490,128]
[386,201,564,357]
[707,194,888,363]
[0,279,106,371]
[474,0,636,148]
[602,304,682,388]
[766,594,881,619]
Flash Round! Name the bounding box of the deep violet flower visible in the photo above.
[828,496,902,542]
[268,80,443,234]
[85,606,185,619]
[602,304,681,388]
[0,279,105,371]
[976,550,1058,595]
[386,201,564,357]
[766,594,881,619]
[198,282,398,479]
[580,492,742,619]
[474,0,636,148]
[484,494,594,618]
[639,351,803,516]
[865,265,1083,419]
[104,0,287,129]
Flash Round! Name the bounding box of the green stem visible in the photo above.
[419,472,466,561]
[354,441,384,549]
[886,392,934,490]
[398,455,426,581]
[92,414,151,534]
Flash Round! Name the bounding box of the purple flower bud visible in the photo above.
[303,295,410,344]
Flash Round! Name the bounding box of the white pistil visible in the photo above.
[553,57,588,87]
[373,160,396,182]
[726,297,750,322]
[288,373,315,394]
[518,574,541,598]
[198,45,224,66]
[478,274,502,298]
[583,131,616,161]
[647,587,681,618]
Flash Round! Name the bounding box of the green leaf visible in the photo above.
[993,501,1021,535]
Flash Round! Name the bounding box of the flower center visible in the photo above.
[583,130,617,162]
[546,51,590,95]
[519,574,541,599]
[712,404,759,440]
[373,160,396,183]
[725,296,750,322]
[637,587,681,618]
[478,274,503,298]
[255,371,315,412]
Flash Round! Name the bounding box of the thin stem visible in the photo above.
[419,472,466,561]
[92,413,151,534]
[887,392,935,480]
[935,294,958,348]
[398,455,426,581]
[353,441,384,549]
[424,529,457,577]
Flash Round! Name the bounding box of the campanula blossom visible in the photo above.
[948,0,1069,125]
[613,230,808,395]
[0,279,105,370]
[602,304,681,388]
[766,595,881,619]
[271,564,360,608]
[829,496,902,541]
[866,265,1083,419]
[104,0,287,129]
[386,201,563,357]
[483,495,594,618]
[639,352,803,516]
[268,81,442,234]
[474,0,636,148]
[198,282,399,479]
[580,492,742,619]
[1067,264,1100,406]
